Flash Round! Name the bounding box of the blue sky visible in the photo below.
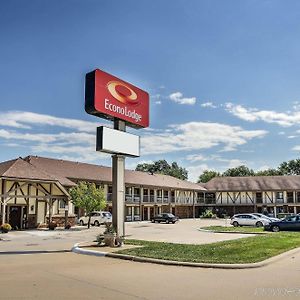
[1,0,300,181]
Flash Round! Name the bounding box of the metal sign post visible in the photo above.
[85,68,149,243]
[112,119,126,237]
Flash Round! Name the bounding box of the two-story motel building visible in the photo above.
[1,155,300,229]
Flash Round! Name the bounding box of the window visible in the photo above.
[59,200,66,209]
[256,192,262,203]
[108,186,112,193]
[287,192,294,203]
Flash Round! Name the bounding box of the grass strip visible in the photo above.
[200,226,265,233]
[117,233,300,264]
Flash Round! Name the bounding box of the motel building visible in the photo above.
[1,155,300,229]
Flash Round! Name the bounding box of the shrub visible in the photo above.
[1,223,12,233]
[201,209,217,219]
[48,221,57,230]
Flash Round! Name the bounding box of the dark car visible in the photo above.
[151,213,179,224]
[264,215,300,232]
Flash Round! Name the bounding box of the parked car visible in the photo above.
[264,215,300,232]
[252,213,280,222]
[230,214,270,227]
[151,213,179,224]
[78,211,112,226]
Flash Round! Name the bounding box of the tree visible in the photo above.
[136,160,188,180]
[255,168,283,176]
[70,182,106,228]
[197,170,220,183]
[278,159,300,175]
[222,165,255,177]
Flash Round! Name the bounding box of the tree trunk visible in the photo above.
[88,215,91,229]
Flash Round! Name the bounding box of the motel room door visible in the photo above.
[9,206,22,230]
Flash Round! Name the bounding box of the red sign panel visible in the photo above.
[85,69,149,129]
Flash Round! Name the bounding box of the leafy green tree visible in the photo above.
[197,170,220,183]
[222,165,255,177]
[70,182,106,228]
[136,160,188,180]
[255,168,283,176]
[278,159,300,175]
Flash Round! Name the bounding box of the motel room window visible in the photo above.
[59,200,66,209]
[134,188,140,196]
[256,192,262,203]
[126,187,132,195]
[276,192,284,200]
[287,192,294,203]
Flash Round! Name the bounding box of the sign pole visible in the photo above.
[112,119,126,238]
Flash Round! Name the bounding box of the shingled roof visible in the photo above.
[0,157,57,182]
[203,176,300,191]
[25,155,206,191]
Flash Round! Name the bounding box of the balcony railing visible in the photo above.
[195,198,205,204]
[125,194,140,203]
[163,197,169,203]
[142,195,155,203]
[275,198,284,204]
[157,197,163,203]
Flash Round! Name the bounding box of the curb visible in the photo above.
[72,242,300,269]
[71,243,107,257]
[198,228,267,235]
[0,249,70,255]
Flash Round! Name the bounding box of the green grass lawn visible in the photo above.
[117,233,300,264]
[200,225,265,233]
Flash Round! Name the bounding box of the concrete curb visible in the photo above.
[71,243,107,257]
[198,228,267,235]
[72,243,300,269]
[0,249,70,255]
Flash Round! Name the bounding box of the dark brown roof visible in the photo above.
[0,158,57,182]
[25,156,206,191]
[203,176,300,191]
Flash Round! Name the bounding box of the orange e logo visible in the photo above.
[107,81,138,105]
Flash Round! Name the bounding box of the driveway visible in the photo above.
[125,218,253,244]
[0,251,299,300]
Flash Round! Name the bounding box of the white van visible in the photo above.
[78,211,112,226]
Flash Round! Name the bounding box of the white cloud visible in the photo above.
[141,121,267,155]
[225,103,300,127]
[186,164,210,182]
[0,111,101,132]
[155,101,162,105]
[200,102,217,108]
[292,145,300,151]
[169,92,196,105]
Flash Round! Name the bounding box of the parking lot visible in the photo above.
[0,219,252,253]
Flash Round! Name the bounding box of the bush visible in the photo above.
[48,221,57,230]
[1,223,12,233]
[201,209,217,219]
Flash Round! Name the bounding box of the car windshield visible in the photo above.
[166,214,175,217]
[103,213,111,217]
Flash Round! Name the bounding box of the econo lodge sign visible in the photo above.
[85,69,149,128]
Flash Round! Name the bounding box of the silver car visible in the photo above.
[230,213,270,227]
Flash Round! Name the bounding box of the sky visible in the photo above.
[1,0,300,182]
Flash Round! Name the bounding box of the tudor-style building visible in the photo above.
[2,155,300,229]
[0,156,206,228]
[203,176,300,217]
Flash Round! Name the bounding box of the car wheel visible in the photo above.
[166,220,169,224]
[94,220,100,227]
[271,225,280,232]
[172,221,175,224]
[79,220,84,226]
[232,221,239,227]
[256,221,263,227]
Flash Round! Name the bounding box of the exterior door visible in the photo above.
[143,207,148,221]
[9,206,22,230]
